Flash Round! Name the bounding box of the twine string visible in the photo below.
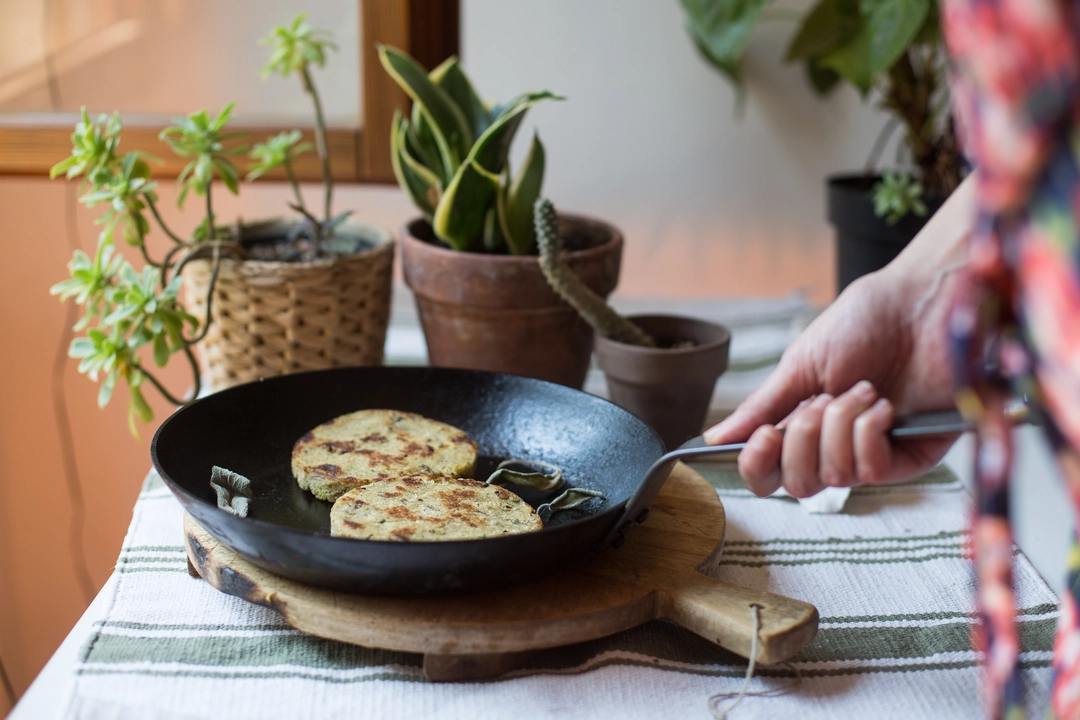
[707,604,803,719]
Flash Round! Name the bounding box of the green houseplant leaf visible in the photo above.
[390,111,442,220]
[785,0,862,64]
[432,160,501,252]
[680,0,770,83]
[431,91,559,251]
[498,133,546,256]
[377,45,473,174]
[430,57,491,140]
[816,0,930,93]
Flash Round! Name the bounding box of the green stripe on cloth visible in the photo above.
[80,614,1055,681]
[723,542,966,557]
[725,531,967,547]
[82,632,422,670]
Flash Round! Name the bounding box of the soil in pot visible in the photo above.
[593,315,731,450]
[828,174,946,294]
[401,214,623,388]
[183,218,394,391]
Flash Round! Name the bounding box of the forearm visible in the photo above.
[879,172,975,312]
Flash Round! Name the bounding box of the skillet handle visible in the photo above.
[599,436,743,549]
[658,569,819,664]
[601,406,1033,550]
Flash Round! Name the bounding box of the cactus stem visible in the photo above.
[534,198,656,348]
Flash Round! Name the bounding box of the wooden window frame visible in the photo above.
[0,0,458,184]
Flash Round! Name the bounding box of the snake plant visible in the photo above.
[378,45,561,255]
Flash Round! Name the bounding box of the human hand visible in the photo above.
[702,172,978,498]
[704,269,961,497]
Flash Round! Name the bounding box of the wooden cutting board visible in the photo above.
[185,462,818,681]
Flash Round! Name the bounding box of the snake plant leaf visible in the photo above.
[469,91,560,175]
[785,0,861,63]
[430,57,491,140]
[680,0,770,84]
[498,133,545,256]
[390,111,441,219]
[482,206,505,253]
[432,159,500,251]
[377,45,472,172]
[408,104,450,184]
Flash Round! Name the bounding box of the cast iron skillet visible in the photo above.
[152,366,984,596]
[152,366,677,595]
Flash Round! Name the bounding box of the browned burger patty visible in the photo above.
[291,410,478,502]
[330,475,543,541]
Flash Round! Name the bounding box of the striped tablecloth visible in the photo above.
[62,463,1057,720]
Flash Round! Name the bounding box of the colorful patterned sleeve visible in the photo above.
[942,0,1080,717]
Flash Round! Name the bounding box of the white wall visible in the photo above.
[459,0,895,302]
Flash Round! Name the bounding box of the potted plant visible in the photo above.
[680,0,964,292]
[378,46,624,388]
[534,198,731,449]
[49,14,394,433]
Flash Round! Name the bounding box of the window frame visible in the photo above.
[0,0,458,184]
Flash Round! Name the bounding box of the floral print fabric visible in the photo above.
[943,0,1080,717]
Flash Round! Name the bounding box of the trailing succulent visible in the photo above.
[534,198,656,348]
[379,46,560,255]
[50,14,354,435]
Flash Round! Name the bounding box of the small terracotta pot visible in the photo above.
[594,315,731,450]
[400,215,623,388]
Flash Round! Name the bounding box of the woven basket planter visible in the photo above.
[183,221,394,392]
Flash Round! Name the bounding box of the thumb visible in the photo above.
[703,360,816,445]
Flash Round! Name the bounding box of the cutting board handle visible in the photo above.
[658,571,818,665]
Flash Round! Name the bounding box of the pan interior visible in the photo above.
[152,367,665,538]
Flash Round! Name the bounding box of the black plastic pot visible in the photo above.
[828,174,945,294]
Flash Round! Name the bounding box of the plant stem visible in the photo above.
[182,244,221,346]
[170,240,241,286]
[289,201,323,256]
[146,196,185,244]
[205,184,215,242]
[283,157,307,216]
[137,240,161,270]
[301,65,333,225]
[140,346,200,406]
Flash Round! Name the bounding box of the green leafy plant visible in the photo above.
[50,107,241,435]
[255,13,355,252]
[50,14,359,435]
[680,0,963,220]
[378,45,561,255]
[873,170,928,224]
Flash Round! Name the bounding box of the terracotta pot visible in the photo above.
[184,218,394,391]
[594,315,731,450]
[400,215,623,388]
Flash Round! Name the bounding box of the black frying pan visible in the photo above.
[151,366,991,596]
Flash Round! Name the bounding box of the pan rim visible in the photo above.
[150,365,663,548]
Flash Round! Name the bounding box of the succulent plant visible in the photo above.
[534,198,656,348]
[49,14,355,435]
[378,45,561,255]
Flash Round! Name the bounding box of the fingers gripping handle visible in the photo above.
[601,407,1023,549]
[658,572,819,665]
